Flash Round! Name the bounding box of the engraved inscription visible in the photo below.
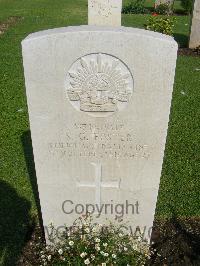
[90,0,118,18]
[48,122,150,160]
[66,53,134,117]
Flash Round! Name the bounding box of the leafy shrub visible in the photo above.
[155,3,171,15]
[122,0,149,14]
[180,0,194,14]
[39,215,150,265]
[145,15,176,36]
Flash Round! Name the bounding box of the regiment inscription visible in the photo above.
[48,122,150,160]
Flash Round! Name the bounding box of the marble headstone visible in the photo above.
[22,27,177,242]
[189,0,200,49]
[88,0,122,26]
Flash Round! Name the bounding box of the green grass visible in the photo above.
[0,0,199,265]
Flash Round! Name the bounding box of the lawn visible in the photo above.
[0,0,199,265]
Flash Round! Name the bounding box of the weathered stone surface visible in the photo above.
[189,0,200,49]
[22,26,177,242]
[88,0,122,26]
[155,0,174,8]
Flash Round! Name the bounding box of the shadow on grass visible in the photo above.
[21,131,45,240]
[174,33,189,48]
[0,180,33,266]
[151,213,200,265]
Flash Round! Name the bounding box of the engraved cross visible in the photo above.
[76,162,121,207]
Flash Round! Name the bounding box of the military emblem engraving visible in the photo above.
[66,53,133,117]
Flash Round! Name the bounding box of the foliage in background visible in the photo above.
[155,3,172,15]
[39,215,150,265]
[122,0,149,14]
[145,15,176,36]
[180,0,194,14]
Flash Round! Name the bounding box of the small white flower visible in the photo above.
[69,241,74,246]
[119,233,123,237]
[41,255,45,259]
[84,258,90,265]
[102,263,106,266]
[124,247,128,251]
[95,238,100,242]
[85,228,90,233]
[47,255,51,261]
[95,245,100,251]
[91,254,95,260]
[104,253,109,257]
[83,222,89,227]
[100,251,104,255]
[133,243,137,249]
[103,243,108,247]
[80,252,87,258]
[112,254,116,258]
[92,227,96,232]
[58,248,63,255]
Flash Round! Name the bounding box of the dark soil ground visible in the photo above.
[17,217,200,266]
[150,217,200,265]
[178,48,200,57]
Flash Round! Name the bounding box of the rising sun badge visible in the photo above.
[66,53,133,116]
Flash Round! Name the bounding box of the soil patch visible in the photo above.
[178,48,200,57]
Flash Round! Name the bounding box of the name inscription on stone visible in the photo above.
[48,122,150,160]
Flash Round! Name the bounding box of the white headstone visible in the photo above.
[155,0,174,8]
[88,0,122,26]
[22,27,177,242]
[189,0,200,49]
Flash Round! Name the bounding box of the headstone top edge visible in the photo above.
[22,26,177,46]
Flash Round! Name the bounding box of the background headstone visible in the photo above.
[155,0,174,8]
[22,26,177,242]
[88,0,122,26]
[189,0,200,49]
